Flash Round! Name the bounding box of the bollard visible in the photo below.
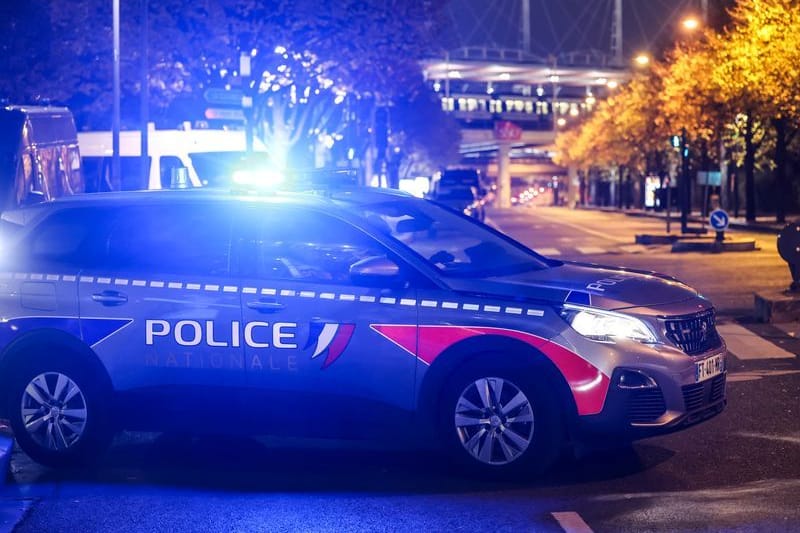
[777,223,800,291]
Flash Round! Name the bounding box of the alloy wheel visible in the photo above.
[454,376,534,465]
[20,372,88,451]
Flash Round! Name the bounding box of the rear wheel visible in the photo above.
[438,363,563,479]
[7,353,113,468]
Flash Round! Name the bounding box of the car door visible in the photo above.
[233,204,419,438]
[77,203,245,399]
[0,207,88,352]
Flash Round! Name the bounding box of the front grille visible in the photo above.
[664,309,722,355]
[682,374,726,412]
[628,388,666,423]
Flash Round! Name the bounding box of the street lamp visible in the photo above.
[633,53,651,67]
[112,0,120,188]
[681,16,701,32]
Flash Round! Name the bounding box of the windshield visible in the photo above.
[189,152,272,188]
[351,198,549,278]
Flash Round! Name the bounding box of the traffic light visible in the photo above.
[670,134,681,149]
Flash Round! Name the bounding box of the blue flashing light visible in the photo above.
[232,168,285,189]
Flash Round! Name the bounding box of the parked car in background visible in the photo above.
[430,168,489,199]
[431,185,486,222]
[0,104,84,210]
[428,168,490,221]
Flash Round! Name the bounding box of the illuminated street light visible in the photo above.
[634,53,651,67]
[607,80,619,89]
[682,16,701,31]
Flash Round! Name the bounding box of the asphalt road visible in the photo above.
[2,206,799,533]
[488,206,789,318]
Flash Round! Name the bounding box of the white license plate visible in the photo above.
[695,353,725,383]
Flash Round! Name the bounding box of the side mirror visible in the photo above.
[350,256,405,288]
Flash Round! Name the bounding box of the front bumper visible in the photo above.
[572,352,728,444]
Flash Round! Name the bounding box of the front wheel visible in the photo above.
[7,355,113,468]
[438,365,564,479]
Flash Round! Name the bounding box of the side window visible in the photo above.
[105,204,231,276]
[36,146,59,199]
[13,208,108,270]
[238,208,390,284]
[66,146,83,193]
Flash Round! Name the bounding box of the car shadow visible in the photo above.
[8,432,676,495]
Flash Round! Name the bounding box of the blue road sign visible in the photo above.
[709,209,729,231]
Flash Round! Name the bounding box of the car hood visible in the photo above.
[445,261,701,311]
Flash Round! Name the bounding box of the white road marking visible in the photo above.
[535,247,561,256]
[618,244,648,254]
[773,322,800,337]
[735,431,800,445]
[717,323,796,359]
[575,246,607,255]
[552,512,594,533]
[727,369,800,382]
[527,211,631,243]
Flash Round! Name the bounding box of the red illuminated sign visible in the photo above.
[493,120,522,141]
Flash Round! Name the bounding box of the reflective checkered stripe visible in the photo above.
[1,272,547,318]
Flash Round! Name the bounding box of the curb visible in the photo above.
[0,422,11,487]
[635,234,680,245]
[670,239,757,253]
[754,290,800,322]
[575,206,785,235]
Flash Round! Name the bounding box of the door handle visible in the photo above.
[246,299,285,313]
[91,290,128,306]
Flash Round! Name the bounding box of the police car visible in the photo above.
[0,184,726,476]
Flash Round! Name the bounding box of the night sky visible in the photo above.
[440,0,734,62]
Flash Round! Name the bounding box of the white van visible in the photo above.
[78,126,269,191]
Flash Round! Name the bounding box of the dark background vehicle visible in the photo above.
[0,105,84,210]
[431,185,486,221]
[430,168,489,198]
[428,168,489,221]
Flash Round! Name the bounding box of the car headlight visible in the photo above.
[562,304,657,344]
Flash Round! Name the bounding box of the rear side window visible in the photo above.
[104,204,232,277]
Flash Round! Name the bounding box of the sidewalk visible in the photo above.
[576,205,787,235]
[0,422,11,487]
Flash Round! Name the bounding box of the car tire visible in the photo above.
[6,350,114,468]
[437,361,564,479]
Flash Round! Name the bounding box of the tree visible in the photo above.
[390,79,461,179]
[714,0,800,222]
[0,0,458,180]
[723,0,800,223]
[554,69,667,208]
